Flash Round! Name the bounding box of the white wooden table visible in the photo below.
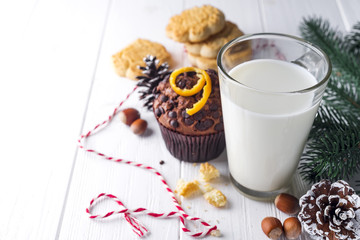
[1,0,359,239]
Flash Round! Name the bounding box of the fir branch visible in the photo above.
[299,17,360,186]
[300,17,360,79]
[299,127,360,183]
[309,105,359,138]
[324,74,360,112]
[345,22,360,57]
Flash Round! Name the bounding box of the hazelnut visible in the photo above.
[274,193,300,215]
[130,119,147,135]
[119,108,140,126]
[261,217,283,239]
[283,217,302,239]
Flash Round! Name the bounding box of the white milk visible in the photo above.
[222,59,319,192]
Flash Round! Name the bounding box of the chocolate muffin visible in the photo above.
[153,68,225,162]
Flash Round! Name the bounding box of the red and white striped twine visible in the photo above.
[78,85,217,238]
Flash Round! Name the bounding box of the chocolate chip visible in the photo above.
[168,103,175,111]
[159,106,165,114]
[209,103,218,111]
[170,119,179,128]
[182,110,190,119]
[155,108,162,117]
[169,99,178,107]
[193,111,203,121]
[195,122,206,131]
[204,119,214,128]
[160,95,168,102]
[184,118,194,126]
[205,119,214,127]
[187,71,196,77]
[195,119,214,131]
[168,111,177,118]
[212,111,220,119]
[159,160,165,165]
[214,123,224,131]
[177,79,186,89]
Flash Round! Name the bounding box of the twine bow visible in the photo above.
[79,86,217,238]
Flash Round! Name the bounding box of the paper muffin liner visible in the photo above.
[158,123,225,162]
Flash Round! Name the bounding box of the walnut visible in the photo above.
[298,180,360,240]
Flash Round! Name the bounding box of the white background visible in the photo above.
[0,0,359,239]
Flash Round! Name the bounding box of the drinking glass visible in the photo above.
[217,33,331,199]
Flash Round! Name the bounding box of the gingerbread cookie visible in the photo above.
[185,21,244,58]
[112,39,172,80]
[166,5,225,43]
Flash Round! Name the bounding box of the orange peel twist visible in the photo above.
[169,67,212,116]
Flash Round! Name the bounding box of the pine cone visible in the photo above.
[136,55,171,110]
[298,180,360,240]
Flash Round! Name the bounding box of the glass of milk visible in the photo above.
[217,33,331,199]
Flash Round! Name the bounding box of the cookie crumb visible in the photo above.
[199,162,220,182]
[175,179,200,197]
[204,189,227,207]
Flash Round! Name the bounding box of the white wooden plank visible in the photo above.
[336,0,360,31]
[0,0,110,239]
[59,0,184,239]
[0,0,352,239]
[183,0,264,34]
[260,0,346,35]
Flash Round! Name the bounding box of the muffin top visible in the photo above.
[153,69,223,136]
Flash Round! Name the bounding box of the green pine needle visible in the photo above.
[300,17,360,78]
[299,17,360,188]
[345,22,360,57]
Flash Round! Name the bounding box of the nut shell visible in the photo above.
[283,217,302,239]
[130,119,148,135]
[261,217,283,239]
[275,193,300,215]
[119,108,140,126]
